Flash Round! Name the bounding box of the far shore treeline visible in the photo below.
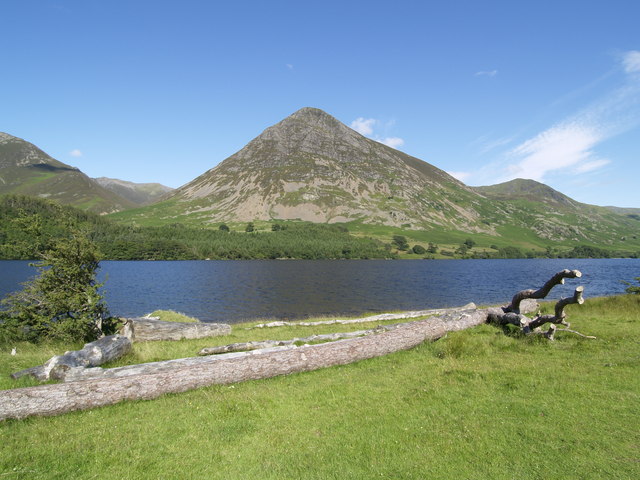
[1,195,637,261]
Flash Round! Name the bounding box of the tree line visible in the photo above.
[0,195,394,260]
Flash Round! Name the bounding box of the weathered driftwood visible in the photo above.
[488,270,591,339]
[199,327,389,355]
[121,317,231,341]
[507,269,581,313]
[60,345,300,382]
[204,306,482,356]
[250,303,477,328]
[0,309,489,420]
[11,335,132,381]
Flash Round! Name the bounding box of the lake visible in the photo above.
[1,259,638,324]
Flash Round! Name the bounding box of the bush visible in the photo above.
[219,224,230,232]
[0,228,112,343]
[392,235,409,251]
[412,244,426,255]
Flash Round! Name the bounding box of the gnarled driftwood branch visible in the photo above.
[489,270,592,340]
[507,269,581,313]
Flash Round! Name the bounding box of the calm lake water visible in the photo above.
[1,259,638,324]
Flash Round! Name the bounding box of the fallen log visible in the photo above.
[10,334,132,381]
[60,345,301,382]
[0,309,488,420]
[120,317,231,341]
[250,303,477,328]
[198,327,389,356]
[202,306,481,356]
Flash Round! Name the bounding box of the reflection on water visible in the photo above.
[1,258,638,324]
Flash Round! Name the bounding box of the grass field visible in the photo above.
[1,295,638,479]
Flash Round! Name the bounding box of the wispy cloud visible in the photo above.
[471,50,640,185]
[286,63,294,70]
[505,121,609,181]
[474,70,498,77]
[350,117,376,136]
[69,149,83,157]
[622,50,640,73]
[350,117,405,149]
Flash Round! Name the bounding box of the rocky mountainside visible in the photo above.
[167,107,488,230]
[93,177,173,206]
[0,132,135,214]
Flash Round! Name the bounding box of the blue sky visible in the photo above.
[2,0,639,207]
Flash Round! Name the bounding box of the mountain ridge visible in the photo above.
[2,109,639,252]
[0,132,135,214]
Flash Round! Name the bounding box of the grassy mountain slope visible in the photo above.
[472,179,640,250]
[0,133,135,214]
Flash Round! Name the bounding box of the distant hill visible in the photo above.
[0,132,135,214]
[93,177,173,206]
[473,178,580,209]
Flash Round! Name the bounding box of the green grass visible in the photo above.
[146,310,200,323]
[1,295,639,479]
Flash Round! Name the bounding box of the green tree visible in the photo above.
[412,244,426,255]
[218,223,230,232]
[245,222,255,233]
[0,226,111,343]
[392,235,409,251]
[463,238,476,249]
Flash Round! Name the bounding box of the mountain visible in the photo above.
[116,107,639,251]
[163,107,486,229]
[93,177,173,206]
[473,178,580,209]
[0,132,135,214]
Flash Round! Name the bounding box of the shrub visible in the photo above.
[412,244,426,255]
[0,228,112,343]
[392,235,409,251]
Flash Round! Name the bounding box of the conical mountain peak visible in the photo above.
[258,107,357,144]
[169,107,478,227]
